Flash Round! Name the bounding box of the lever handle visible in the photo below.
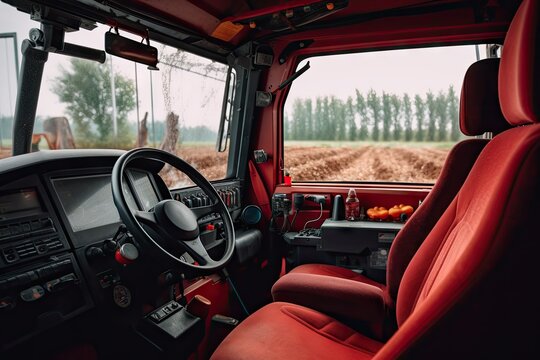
[186,295,211,319]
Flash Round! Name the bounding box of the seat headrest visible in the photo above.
[499,0,540,126]
[460,58,509,136]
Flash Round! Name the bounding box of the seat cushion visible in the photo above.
[272,273,386,325]
[211,302,383,360]
[289,263,385,289]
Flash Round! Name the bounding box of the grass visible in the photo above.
[179,141,216,147]
[284,140,457,149]
[0,138,13,147]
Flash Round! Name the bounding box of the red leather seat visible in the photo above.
[271,58,508,339]
[211,0,540,358]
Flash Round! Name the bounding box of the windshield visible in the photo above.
[0,5,231,189]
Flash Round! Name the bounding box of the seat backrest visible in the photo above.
[385,58,508,303]
[376,0,540,358]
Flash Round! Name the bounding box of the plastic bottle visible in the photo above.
[345,188,360,221]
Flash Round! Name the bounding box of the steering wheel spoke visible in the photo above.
[134,210,158,228]
[182,237,216,266]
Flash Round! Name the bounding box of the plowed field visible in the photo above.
[284,145,449,183]
[1,143,451,186]
[161,143,450,187]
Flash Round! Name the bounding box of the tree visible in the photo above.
[305,99,313,140]
[435,92,448,141]
[356,90,369,140]
[322,96,331,140]
[382,92,392,141]
[391,94,402,141]
[314,97,323,140]
[426,91,437,141]
[414,94,425,141]
[291,99,306,140]
[447,85,460,141]
[367,89,381,141]
[283,112,291,140]
[52,58,135,145]
[331,97,346,141]
[346,96,357,141]
[403,94,413,141]
[136,112,148,147]
[161,112,179,153]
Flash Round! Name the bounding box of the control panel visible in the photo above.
[284,219,403,284]
[171,180,242,211]
[148,300,182,323]
[0,177,69,270]
[0,254,93,350]
[0,217,66,266]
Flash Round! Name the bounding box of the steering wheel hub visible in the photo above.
[154,200,199,240]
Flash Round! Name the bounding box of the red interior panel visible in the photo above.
[274,184,429,231]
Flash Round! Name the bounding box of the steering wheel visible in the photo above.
[111,148,235,271]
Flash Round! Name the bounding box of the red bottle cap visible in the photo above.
[284,175,292,186]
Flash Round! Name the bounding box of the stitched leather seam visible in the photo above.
[409,201,459,315]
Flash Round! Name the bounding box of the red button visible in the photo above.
[206,224,215,231]
[115,243,139,265]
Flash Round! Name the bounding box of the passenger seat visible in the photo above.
[271,57,509,339]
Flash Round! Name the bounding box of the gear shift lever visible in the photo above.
[186,295,211,319]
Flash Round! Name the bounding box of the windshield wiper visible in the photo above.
[274,61,311,93]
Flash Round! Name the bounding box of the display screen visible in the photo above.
[131,171,159,210]
[52,175,138,233]
[0,188,42,219]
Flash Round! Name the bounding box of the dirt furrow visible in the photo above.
[286,147,370,181]
[285,145,449,183]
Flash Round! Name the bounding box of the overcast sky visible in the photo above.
[1,3,486,133]
[285,45,483,115]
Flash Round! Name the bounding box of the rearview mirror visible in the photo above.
[105,32,159,70]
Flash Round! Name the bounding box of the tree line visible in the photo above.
[285,86,460,142]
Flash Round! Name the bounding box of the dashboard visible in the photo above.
[0,150,245,352]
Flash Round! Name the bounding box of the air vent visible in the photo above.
[35,237,63,253]
[2,237,64,264]
[15,240,38,259]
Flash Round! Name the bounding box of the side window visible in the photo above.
[284,45,493,184]
[0,32,18,159]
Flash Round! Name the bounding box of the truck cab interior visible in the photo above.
[0,0,538,359]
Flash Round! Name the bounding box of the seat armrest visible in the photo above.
[271,273,385,325]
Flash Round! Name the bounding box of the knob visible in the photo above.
[115,243,139,265]
[186,295,211,319]
[85,246,104,261]
[103,239,118,254]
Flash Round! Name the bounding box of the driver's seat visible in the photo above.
[211,0,540,358]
